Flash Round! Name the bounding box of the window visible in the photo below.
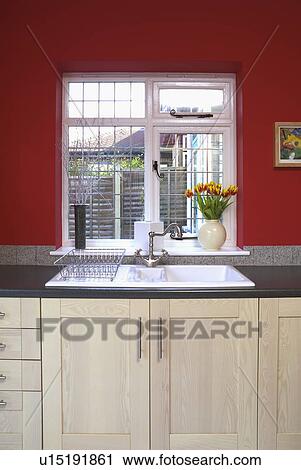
[159,132,224,233]
[62,74,236,246]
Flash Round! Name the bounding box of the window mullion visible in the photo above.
[144,79,159,222]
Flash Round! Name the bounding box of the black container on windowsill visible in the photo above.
[74,204,86,250]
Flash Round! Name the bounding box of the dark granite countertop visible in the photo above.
[1,265,301,298]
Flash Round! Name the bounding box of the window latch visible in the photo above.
[170,109,214,119]
[152,160,164,179]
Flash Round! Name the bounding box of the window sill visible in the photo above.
[51,239,250,257]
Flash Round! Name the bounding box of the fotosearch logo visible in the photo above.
[39,318,262,342]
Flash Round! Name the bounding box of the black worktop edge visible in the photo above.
[0,287,301,299]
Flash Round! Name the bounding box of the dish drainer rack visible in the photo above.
[54,248,126,281]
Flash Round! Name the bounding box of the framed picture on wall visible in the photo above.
[275,122,301,167]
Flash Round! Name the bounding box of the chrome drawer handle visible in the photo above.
[0,400,7,407]
[0,343,6,351]
[0,374,7,381]
[138,317,142,360]
[0,312,5,319]
[158,317,163,360]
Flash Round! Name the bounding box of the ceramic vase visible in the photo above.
[74,204,86,250]
[198,219,226,250]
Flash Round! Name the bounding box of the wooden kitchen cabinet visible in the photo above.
[150,298,259,450]
[2,294,301,450]
[259,298,301,449]
[42,297,259,450]
[0,297,42,450]
[42,298,149,450]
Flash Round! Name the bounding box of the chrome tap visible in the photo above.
[135,223,183,268]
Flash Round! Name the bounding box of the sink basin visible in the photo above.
[46,264,255,288]
[127,266,167,283]
[125,265,254,287]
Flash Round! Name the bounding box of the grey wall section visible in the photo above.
[0,246,300,266]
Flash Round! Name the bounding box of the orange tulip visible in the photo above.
[194,183,203,194]
[185,189,194,198]
[222,189,230,197]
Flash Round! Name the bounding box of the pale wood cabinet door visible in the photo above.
[150,298,258,450]
[259,298,301,449]
[42,298,149,450]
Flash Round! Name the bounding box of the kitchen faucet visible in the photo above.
[134,223,183,268]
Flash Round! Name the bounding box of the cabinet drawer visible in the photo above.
[0,330,40,360]
[0,298,40,329]
[0,411,22,433]
[0,361,41,391]
[0,361,21,389]
[0,330,21,359]
[0,391,41,449]
[0,391,22,410]
[0,299,21,328]
[0,433,22,450]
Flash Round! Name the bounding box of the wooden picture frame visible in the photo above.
[275,122,301,167]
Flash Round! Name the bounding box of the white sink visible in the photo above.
[46,265,255,288]
[125,265,254,287]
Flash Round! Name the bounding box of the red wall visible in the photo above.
[1,0,301,246]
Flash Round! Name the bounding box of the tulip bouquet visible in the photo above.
[185,181,238,220]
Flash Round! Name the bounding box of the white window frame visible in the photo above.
[62,73,236,247]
